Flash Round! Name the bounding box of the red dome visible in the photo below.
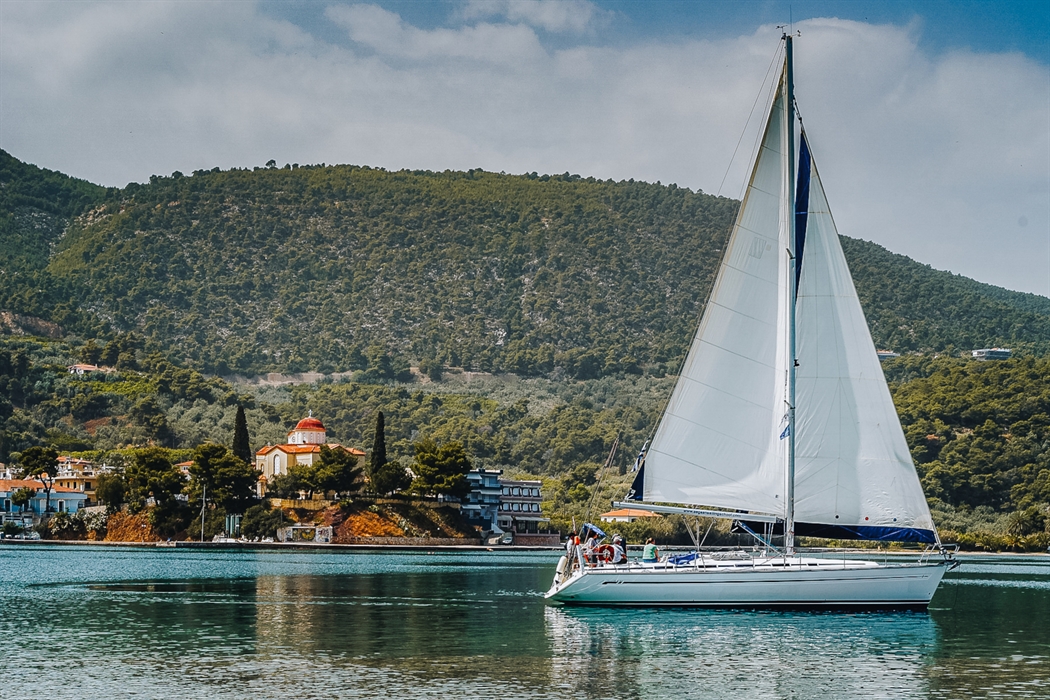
[294,416,325,431]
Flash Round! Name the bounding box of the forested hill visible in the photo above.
[2,150,1049,376]
[0,151,109,333]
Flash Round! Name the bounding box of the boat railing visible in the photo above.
[571,542,951,573]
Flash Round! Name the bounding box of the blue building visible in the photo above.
[0,478,88,525]
[464,469,550,536]
[463,469,503,532]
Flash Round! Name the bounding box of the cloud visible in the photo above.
[458,0,606,33]
[325,3,546,62]
[1,2,1047,295]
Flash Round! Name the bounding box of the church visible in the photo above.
[255,414,365,495]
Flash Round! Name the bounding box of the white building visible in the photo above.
[255,415,364,496]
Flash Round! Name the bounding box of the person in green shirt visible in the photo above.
[642,537,660,563]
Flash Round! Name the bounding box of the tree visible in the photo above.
[369,412,387,478]
[370,460,412,496]
[19,446,58,513]
[241,502,284,540]
[124,447,184,513]
[1007,507,1047,537]
[419,357,443,382]
[313,446,364,498]
[410,438,471,498]
[11,486,36,513]
[79,339,102,366]
[95,472,125,512]
[365,344,393,381]
[188,443,258,513]
[232,405,252,464]
[130,396,172,445]
[268,470,311,499]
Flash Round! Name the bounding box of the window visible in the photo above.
[513,487,521,496]
[512,503,520,511]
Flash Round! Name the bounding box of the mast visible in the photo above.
[784,33,797,554]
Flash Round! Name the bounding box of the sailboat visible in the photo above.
[546,35,958,608]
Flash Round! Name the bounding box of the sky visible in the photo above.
[1,0,1048,296]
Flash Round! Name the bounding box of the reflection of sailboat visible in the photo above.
[544,605,938,696]
[546,35,957,608]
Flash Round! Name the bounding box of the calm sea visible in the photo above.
[0,545,1046,699]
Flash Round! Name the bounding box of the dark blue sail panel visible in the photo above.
[796,522,938,544]
[736,520,938,544]
[794,133,811,294]
[626,464,645,501]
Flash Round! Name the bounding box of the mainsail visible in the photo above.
[638,60,936,543]
[793,134,936,542]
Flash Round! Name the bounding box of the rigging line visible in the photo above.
[736,54,785,202]
[716,43,784,199]
[585,431,620,525]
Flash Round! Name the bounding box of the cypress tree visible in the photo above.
[232,405,252,464]
[370,411,387,476]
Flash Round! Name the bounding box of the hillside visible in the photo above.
[2,335,1047,546]
[0,151,110,335]
[0,150,1044,378]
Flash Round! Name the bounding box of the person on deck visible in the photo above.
[642,537,660,563]
[564,530,581,572]
[583,531,599,566]
[610,535,626,564]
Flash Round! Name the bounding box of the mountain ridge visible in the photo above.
[0,150,1047,377]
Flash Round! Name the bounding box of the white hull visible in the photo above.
[545,555,949,609]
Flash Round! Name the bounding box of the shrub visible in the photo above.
[241,503,285,540]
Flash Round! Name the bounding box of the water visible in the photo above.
[0,546,1047,699]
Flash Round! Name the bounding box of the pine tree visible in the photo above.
[370,411,387,477]
[232,405,252,465]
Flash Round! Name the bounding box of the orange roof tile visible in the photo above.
[255,443,364,456]
[0,479,86,494]
[599,508,662,519]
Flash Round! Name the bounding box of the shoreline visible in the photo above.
[1,539,1043,555]
[0,538,563,552]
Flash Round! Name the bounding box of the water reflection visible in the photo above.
[546,606,938,699]
[927,559,1050,699]
[0,547,1047,699]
